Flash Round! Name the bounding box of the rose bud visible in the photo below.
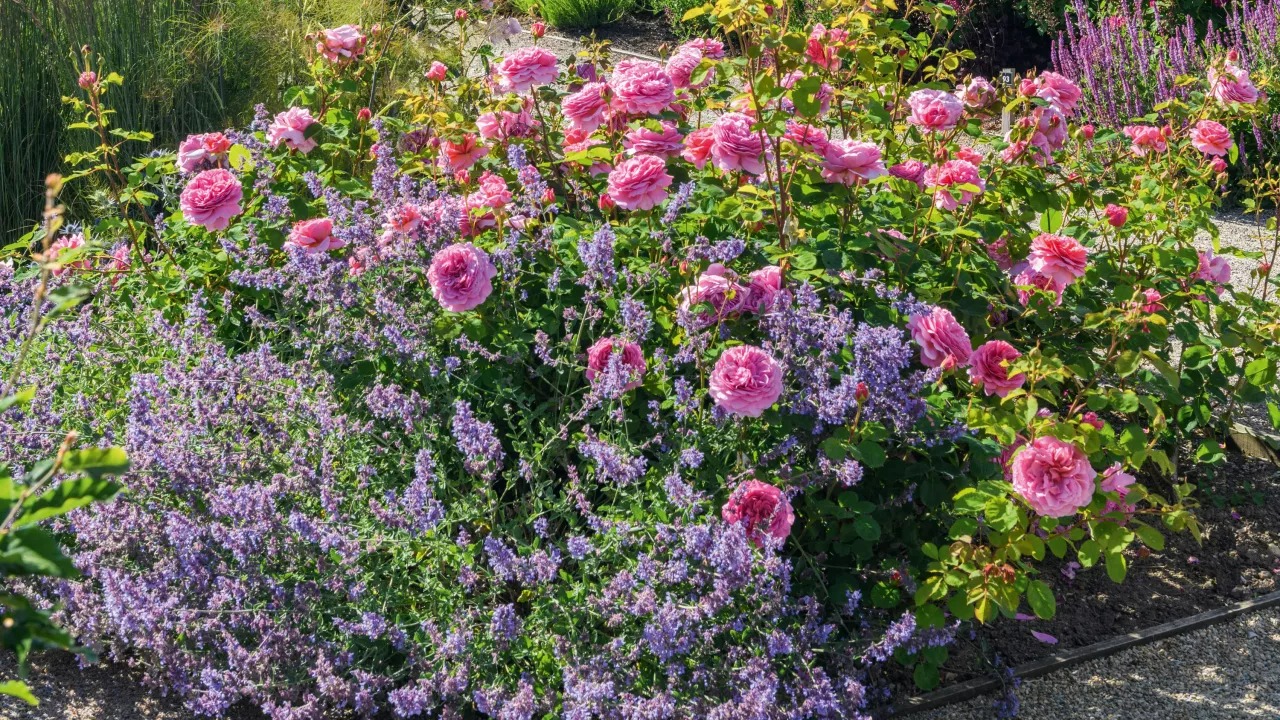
[1210,157,1228,173]
[531,21,546,39]
[854,382,870,403]
[598,192,615,211]
[541,187,556,205]
[1080,123,1095,140]
[78,71,97,89]
[454,8,468,21]
[357,107,372,123]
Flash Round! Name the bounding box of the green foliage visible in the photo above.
[519,0,638,29]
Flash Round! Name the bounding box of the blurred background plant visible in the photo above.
[515,0,638,29]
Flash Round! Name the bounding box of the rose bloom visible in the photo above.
[784,121,830,153]
[889,160,927,187]
[1195,250,1232,285]
[1104,204,1128,227]
[1209,63,1260,105]
[427,242,498,312]
[679,264,752,325]
[959,76,997,108]
[907,307,972,369]
[1028,233,1088,287]
[476,107,537,141]
[425,60,448,82]
[1139,288,1164,314]
[47,233,89,276]
[458,192,497,237]
[923,159,984,211]
[1030,71,1082,115]
[287,217,344,253]
[681,127,715,169]
[709,345,785,417]
[606,155,672,211]
[176,132,232,174]
[610,60,676,116]
[496,46,558,94]
[805,23,846,71]
[954,147,984,165]
[681,38,725,59]
[820,140,887,185]
[1013,267,1066,307]
[907,89,965,132]
[585,337,646,390]
[710,112,765,175]
[179,168,243,231]
[623,121,684,158]
[1010,436,1097,517]
[968,340,1025,398]
[746,265,784,313]
[665,47,707,90]
[561,82,610,133]
[1100,463,1136,495]
[1191,120,1233,156]
[267,107,319,154]
[316,24,366,63]
[381,203,423,242]
[1122,125,1168,156]
[722,480,795,545]
[443,134,489,171]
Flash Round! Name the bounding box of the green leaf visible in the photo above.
[1026,579,1056,619]
[913,662,940,691]
[14,476,122,528]
[1039,207,1065,233]
[790,76,825,118]
[0,387,36,413]
[1105,551,1128,582]
[0,680,38,706]
[1115,350,1141,377]
[1133,522,1165,551]
[853,515,881,541]
[0,527,78,577]
[61,447,129,478]
[1245,358,1276,387]
[983,497,1019,533]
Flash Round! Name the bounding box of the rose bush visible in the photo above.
[3,0,1279,717]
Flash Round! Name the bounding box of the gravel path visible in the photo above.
[916,605,1280,720]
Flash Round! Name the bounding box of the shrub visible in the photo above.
[3,0,1279,718]
[517,0,638,29]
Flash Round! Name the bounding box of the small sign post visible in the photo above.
[1000,68,1016,136]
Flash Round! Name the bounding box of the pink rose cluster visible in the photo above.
[176,132,232,174]
[316,24,367,63]
[179,168,243,231]
[1010,436,1097,517]
[496,46,559,94]
[922,159,985,210]
[722,479,795,545]
[585,337,647,391]
[267,107,319,154]
[679,263,783,326]
[1122,124,1168,156]
[666,37,723,90]
[427,242,498,312]
[1024,71,1082,115]
[1012,233,1089,306]
[907,88,965,132]
[48,233,89,276]
[709,345,785,417]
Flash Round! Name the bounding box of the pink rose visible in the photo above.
[805,23,846,71]
[923,159,984,210]
[968,340,1025,398]
[427,242,498,312]
[665,47,706,90]
[680,38,725,59]
[1211,157,1228,173]
[710,112,765,175]
[820,140,887,185]
[381,204,423,242]
[1013,268,1066,307]
[722,479,795,545]
[709,345,785,417]
[585,337,647,390]
[179,168,243,231]
[1027,233,1088,287]
[610,60,675,116]
[497,47,558,94]
[1099,463,1136,495]
[1191,120,1233,156]
[954,147,984,166]
[47,233,88,276]
[443,134,489,171]
[1209,63,1260,105]
[475,171,512,210]
[1195,250,1231,285]
[1080,123,1096,140]
[959,76,997,108]
[1104,204,1128,227]
[267,107,319,154]
[287,217,344,253]
[746,266,784,313]
[784,121,830,153]
[681,127,715,169]
[1030,71,1082,115]
[1122,125,1168,156]
[607,155,672,211]
[1014,106,1067,159]
[907,89,964,132]
[889,160,927,187]
[1010,436,1097,517]
[316,24,367,63]
[1139,288,1164,314]
[623,121,684,158]
[561,82,610,133]
[176,132,232,174]
[678,264,752,326]
[77,71,96,90]
[907,307,972,369]
[459,192,497,237]
[426,61,448,82]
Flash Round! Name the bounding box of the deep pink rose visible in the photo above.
[1013,267,1066,307]
[968,340,1025,398]
[1139,288,1164,314]
[678,263,752,326]
[606,155,672,211]
[497,46,558,94]
[48,233,88,276]
[746,265,784,313]
[1010,436,1097,517]
[954,147,984,165]
[1030,71,1082,115]
[1123,125,1168,156]
[820,140,887,185]
[381,204,423,244]
[722,479,795,545]
[1027,233,1088,287]
[805,23,846,71]
[959,76,996,108]
[907,89,964,132]
[709,345,785,417]
[179,168,243,231]
[923,159,984,210]
[426,61,448,82]
[610,60,675,116]
[177,132,232,174]
[665,47,706,90]
[427,242,497,312]
[1104,204,1128,227]
[889,160,927,187]
[1211,157,1229,173]
[1191,120,1233,156]
[681,128,715,169]
[458,193,496,237]
[287,217,344,253]
[623,121,684,158]
[1209,63,1260,105]
[443,134,489,171]
[267,107,319,154]
[585,337,646,390]
[1195,250,1231,285]
[784,121,830,153]
[316,24,367,63]
[475,171,512,210]
[680,38,725,59]
[907,307,972,369]
[710,112,765,175]
[561,82,610,133]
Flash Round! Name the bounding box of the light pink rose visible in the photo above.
[267,107,319,154]
[48,233,88,276]
[1027,233,1088,287]
[287,217,344,253]
[176,132,232,174]
[665,47,706,90]
[496,46,558,94]
[889,160,927,187]
[681,127,715,169]
[746,265,784,313]
[922,159,984,210]
[443,134,489,171]
[907,89,964,132]
[475,171,512,210]
[959,76,996,108]
[459,192,497,237]
[623,121,684,158]
[426,61,448,82]
[907,307,972,369]
[680,38,725,59]
[561,82,610,133]
[678,263,752,326]
[1122,125,1168,156]
[476,107,537,141]
[1191,120,1233,156]
[1013,267,1066,306]
[1010,436,1097,517]
[709,345,785,417]
[1209,63,1260,105]
[427,242,497,312]
[784,121,830,153]
[606,155,672,211]
[954,147,983,165]
[179,168,243,231]
[722,479,795,545]
[1195,250,1231,285]
[710,112,765,175]
[610,60,676,116]
[1104,204,1128,227]
[316,24,367,63]
[820,140,887,185]
[968,340,1025,398]
[1099,463,1136,495]
[1030,71,1082,115]
[585,337,646,390]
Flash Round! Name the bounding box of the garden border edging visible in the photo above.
[886,588,1280,717]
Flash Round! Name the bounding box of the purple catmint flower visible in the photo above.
[452,400,505,479]
[577,224,617,287]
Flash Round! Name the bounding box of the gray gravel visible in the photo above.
[916,606,1280,720]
